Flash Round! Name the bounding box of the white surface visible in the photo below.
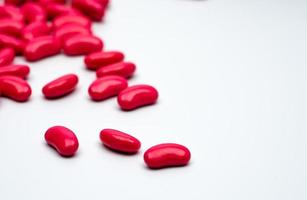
[1,0,307,199]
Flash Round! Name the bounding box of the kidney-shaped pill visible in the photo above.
[88,75,128,101]
[45,3,81,19]
[96,62,136,78]
[63,34,103,56]
[144,143,191,169]
[53,14,91,29]
[0,75,31,102]
[21,2,47,23]
[100,128,141,154]
[0,64,30,79]
[84,51,124,70]
[45,126,79,157]
[22,21,51,41]
[54,24,91,45]
[0,34,25,54]
[0,47,15,66]
[0,5,24,22]
[42,74,78,99]
[72,0,105,21]
[117,84,158,111]
[24,36,61,61]
[0,19,24,37]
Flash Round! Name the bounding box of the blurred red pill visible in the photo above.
[45,3,81,19]
[42,74,78,99]
[100,129,141,154]
[54,24,91,45]
[72,0,105,21]
[94,0,109,8]
[0,5,24,22]
[0,47,15,66]
[63,34,103,56]
[0,34,25,54]
[0,75,31,102]
[144,143,191,169]
[38,0,66,6]
[0,19,24,37]
[45,126,79,157]
[21,2,47,23]
[52,14,91,29]
[96,62,136,78]
[4,0,25,6]
[0,64,30,79]
[24,36,61,61]
[117,85,158,111]
[84,51,124,70]
[22,21,51,41]
[88,75,128,101]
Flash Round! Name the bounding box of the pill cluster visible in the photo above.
[0,0,191,169]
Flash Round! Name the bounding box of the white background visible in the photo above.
[1,0,307,199]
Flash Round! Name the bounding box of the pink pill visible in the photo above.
[45,3,81,19]
[22,21,51,41]
[0,75,31,102]
[72,0,105,21]
[84,51,124,70]
[0,34,25,54]
[52,14,91,30]
[96,62,136,78]
[54,23,91,45]
[0,64,30,79]
[0,47,15,67]
[0,19,24,37]
[21,2,47,23]
[0,5,24,22]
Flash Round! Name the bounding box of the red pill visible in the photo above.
[0,64,30,79]
[94,0,109,7]
[0,48,15,67]
[45,126,79,157]
[0,75,31,102]
[52,14,91,29]
[42,74,78,99]
[84,51,124,70]
[0,5,24,22]
[100,129,141,154]
[4,0,25,6]
[88,75,128,101]
[24,36,61,61]
[96,62,136,78]
[54,24,91,45]
[45,3,81,19]
[144,143,191,169]
[21,3,47,23]
[22,21,51,41]
[117,85,158,111]
[63,34,103,56]
[72,0,105,21]
[38,0,66,6]
[0,34,25,54]
[0,19,24,37]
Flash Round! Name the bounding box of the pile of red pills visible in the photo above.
[0,0,191,169]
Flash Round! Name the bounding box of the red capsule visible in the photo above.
[0,5,24,22]
[24,36,61,61]
[0,64,30,79]
[63,34,103,56]
[42,74,78,99]
[144,143,191,169]
[0,19,24,37]
[100,129,141,154]
[88,75,128,101]
[0,34,25,54]
[54,24,91,45]
[45,3,81,19]
[52,14,91,29]
[0,48,15,66]
[21,3,47,23]
[72,0,105,21]
[38,0,66,6]
[0,75,31,102]
[22,21,51,41]
[117,85,158,111]
[96,62,136,78]
[4,0,25,6]
[45,126,79,157]
[84,51,124,70]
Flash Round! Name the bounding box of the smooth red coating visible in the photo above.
[0,34,25,54]
[0,48,15,66]
[45,3,81,19]
[4,0,25,6]
[72,0,105,21]
[38,0,66,6]
[84,51,124,70]
[0,19,24,37]
[0,75,31,102]
[24,36,61,61]
[54,24,91,45]
[94,0,109,7]
[22,21,51,41]
[88,75,128,101]
[21,3,47,23]
[96,62,136,78]
[117,85,158,110]
[52,14,91,29]
[99,128,141,154]
[42,74,78,99]
[144,143,191,169]
[0,5,24,22]
[44,126,79,157]
[0,64,30,79]
[63,34,103,56]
